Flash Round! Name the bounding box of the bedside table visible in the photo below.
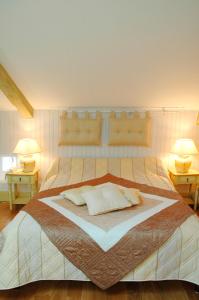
[169,168,199,210]
[6,169,39,210]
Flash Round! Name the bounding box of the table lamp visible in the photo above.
[171,138,198,173]
[13,138,41,172]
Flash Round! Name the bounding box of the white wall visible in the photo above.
[0,109,199,179]
[0,0,199,109]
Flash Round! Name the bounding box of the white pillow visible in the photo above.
[81,185,131,216]
[95,182,141,205]
[120,188,141,205]
[60,185,94,205]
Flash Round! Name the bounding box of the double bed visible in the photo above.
[0,157,199,290]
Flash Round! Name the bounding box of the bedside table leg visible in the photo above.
[31,183,37,198]
[8,183,13,211]
[194,185,198,211]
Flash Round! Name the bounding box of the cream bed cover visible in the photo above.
[0,157,199,289]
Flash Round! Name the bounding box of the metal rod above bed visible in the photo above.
[65,106,185,113]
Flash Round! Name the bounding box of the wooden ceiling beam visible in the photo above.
[0,64,33,118]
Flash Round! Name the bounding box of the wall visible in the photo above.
[0,0,199,109]
[0,109,199,180]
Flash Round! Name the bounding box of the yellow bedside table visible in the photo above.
[169,168,199,210]
[6,169,39,210]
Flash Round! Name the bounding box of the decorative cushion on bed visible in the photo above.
[59,111,102,146]
[81,185,132,215]
[120,188,141,205]
[97,182,141,205]
[60,186,94,205]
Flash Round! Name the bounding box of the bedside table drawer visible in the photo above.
[175,175,197,185]
[7,176,31,184]
[6,169,39,210]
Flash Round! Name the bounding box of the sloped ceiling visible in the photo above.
[0,0,199,110]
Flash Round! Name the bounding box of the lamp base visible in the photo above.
[20,160,35,173]
[175,156,192,173]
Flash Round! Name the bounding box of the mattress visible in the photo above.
[0,157,198,290]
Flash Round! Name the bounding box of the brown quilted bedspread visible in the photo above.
[23,173,193,289]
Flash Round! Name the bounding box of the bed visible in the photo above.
[0,157,199,290]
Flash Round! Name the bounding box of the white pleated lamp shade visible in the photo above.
[171,138,198,156]
[13,138,41,155]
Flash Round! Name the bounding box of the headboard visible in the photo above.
[59,111,102,146]
[108,111,151,146]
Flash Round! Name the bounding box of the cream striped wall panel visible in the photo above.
[0,109,198,179]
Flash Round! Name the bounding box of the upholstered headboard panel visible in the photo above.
[59,111,102,146]
[108,111,151,146]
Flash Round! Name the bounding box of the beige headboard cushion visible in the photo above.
[108,111,151,146]
[59,111,102,146]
